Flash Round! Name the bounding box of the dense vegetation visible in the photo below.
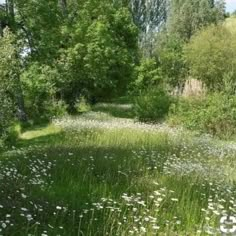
[1,0,236,235]
[0,0,231,138]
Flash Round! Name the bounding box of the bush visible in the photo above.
[169,93,236,138]
[185,24,236,91]
[134,88,172,122]
[133,58,161,93]
[74,97,91,114]
[5,123,21,146]
[154,33,186,89]
[0,97,15,147]
[47,100,68,118]
[22,63,67,122]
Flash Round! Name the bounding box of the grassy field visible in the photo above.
[1,104,236,235]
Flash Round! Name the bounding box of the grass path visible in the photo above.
[1,104,236,235]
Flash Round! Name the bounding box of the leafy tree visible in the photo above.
[2,0,138,113]
[21,63,64,121]
[0,28,19,142]
[167,0,225,41]
[14,0,63,62]
[149,0,225,91]
[130,0,167,54]
[134,58,161,92]
[57,1,138,106]
[185,24,236,91]
[155,33,186,89]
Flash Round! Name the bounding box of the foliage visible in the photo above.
[55,2,138,105]
[155,33,186,88]
[5,122,22,145]
[14,0,63,62]
[167,0,225,41]
[47,100,68,118]
[169,93,236,138]
[21,63,67,122]
[0,28,19,144]
[129,0,167,55]
[134,87,172,122]
[74,97,91,114]
[1,0,139,118]
[134,58,161,92]
[130,0,167,34]
[185,24,236,91]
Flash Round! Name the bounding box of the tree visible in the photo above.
[129,0,167,55]
[0,28,19,141]
[134,58,161,92]
[0,0,138,117]
[14,0,63,62]
[58,0,67,16]
[167,0,225,41]
[185,24,236,91]
[155,33,186,89]
[57,1,138,105]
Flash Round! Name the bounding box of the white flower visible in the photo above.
[153,225,160,230]
[171,198,178,202]
[21,193,27,199]
[2,223,6,228]
[140,226,146,233]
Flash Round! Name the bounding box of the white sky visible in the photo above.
[0,0,235,12]
[226,0,236,12]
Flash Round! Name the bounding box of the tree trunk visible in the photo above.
[7,0,16,30]
[59,0,67,17]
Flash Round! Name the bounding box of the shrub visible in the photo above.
[21,63,67,122]
[169,93,236,138]
[74,97,91,114]
[154,33,186,89]
[185,24,236,91]
[133,58,161,93]
[134,88,172,122]
[47,100,68,118]
[5,123,21,146]
[0,97,15,147]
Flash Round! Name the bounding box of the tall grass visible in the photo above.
[0,107,235,235]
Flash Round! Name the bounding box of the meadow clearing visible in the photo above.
[0,104,236,236]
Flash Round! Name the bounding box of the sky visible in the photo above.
[0,0,236,13]
[226,0,236,12]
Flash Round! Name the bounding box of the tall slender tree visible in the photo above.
[58,0,67,17]
[167,0,225,41]
[0,0,27,121]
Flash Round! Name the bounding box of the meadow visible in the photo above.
[1,1,236,235]
[0,104,236,236]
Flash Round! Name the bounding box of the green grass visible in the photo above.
[92,103,135,119]
[0,106,236,235]
[20,124,61,140]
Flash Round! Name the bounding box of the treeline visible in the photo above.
[133,0,236,139]
[0,0,233,144]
